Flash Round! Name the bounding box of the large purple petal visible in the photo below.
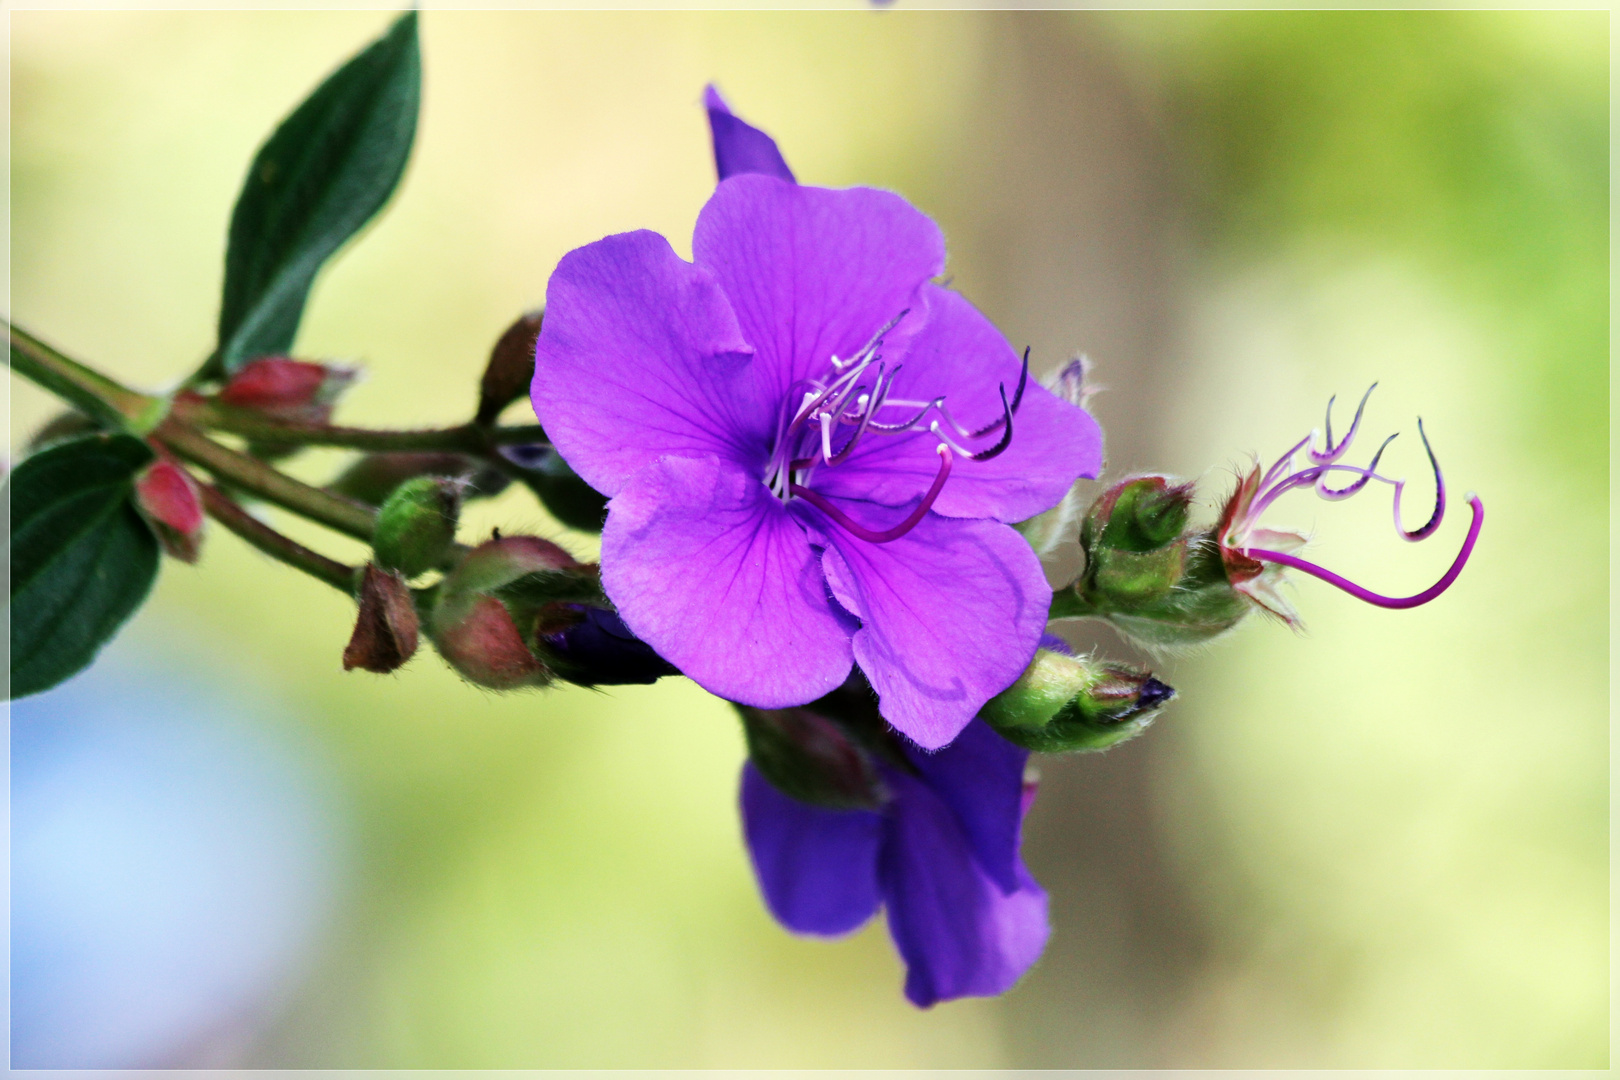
[807,286,1103,522]
[878,769,1050,1008]
[532,230,774,497]
[693,175,944,408]
[900,719,1029,895]
[704,85,796,184]
[817,512,1051,750]
[601,454,853,708]
[741,763,882,935]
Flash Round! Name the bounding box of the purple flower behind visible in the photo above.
[704,85,795,184]
[532,92,1103,748]
[740,718,1048,1007]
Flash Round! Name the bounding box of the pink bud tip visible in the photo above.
[135,458,205,562]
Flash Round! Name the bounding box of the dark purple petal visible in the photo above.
[741,762,882,935]
[601,454,853,708]
[542,606,677,686]
[807,286,1104,522]
[704,84,796,184]
[900,718,1029,895]
[693,175,944,409]
[878,768,1050,1008]
[532,230,774,497]
[816,512,1051,750]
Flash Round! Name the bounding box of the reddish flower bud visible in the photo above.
[134,457,205,563]
[343,564,420,673]
[216,356,359,424]
[431,595,547,689]
[424,534,590,690]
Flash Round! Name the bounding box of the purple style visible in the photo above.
[531,89,1102,749]
[740,719,1049,1007]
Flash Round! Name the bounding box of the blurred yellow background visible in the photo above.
[9,9,1607,1068]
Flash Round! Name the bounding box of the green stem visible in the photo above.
[8,321,163,429]
[157,419,377,542]
[176,397,548,454]
[197,482,359,594]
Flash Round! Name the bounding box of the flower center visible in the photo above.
[763,310,1028,543]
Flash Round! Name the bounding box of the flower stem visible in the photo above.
[155,418,378,542]
[175,397,548,454]
[7,321,163,429]
[197,482,360,594]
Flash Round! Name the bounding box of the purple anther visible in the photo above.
[1245,494,1483,609]
[970,384,1015,462]
[1310,383,1377,465]
[792,444,953,543]
[1394,419,1445,541]
[966,346,1030,439]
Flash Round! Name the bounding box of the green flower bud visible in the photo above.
[980,648,1175,753]
[373,476,462,579]
[736,703,888,811]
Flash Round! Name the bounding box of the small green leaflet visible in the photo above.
[7,434,161,700]
[209,11,421,377]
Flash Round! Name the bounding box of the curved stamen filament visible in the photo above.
[1244,494,1483,609]
[791,444,953,544]
[1393,418,1445,541]
[1310,384,1377,465]
[1317,432,1398,500]
[969,384,1014,461]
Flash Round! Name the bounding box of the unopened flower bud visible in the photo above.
[980,647,1175,753]
[134,457,205,563]
[372,475,462,579]
[329,451,508,506]
[1054,474,1251,648]
[534,605,677,687]
[343,564,419,673]
[736,703,888,811]
[216,356,359,424]
[477,310,542,425]
[425,534,595,690]
[499,443,609,533]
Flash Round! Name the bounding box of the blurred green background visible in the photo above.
[9,9,1607,1068]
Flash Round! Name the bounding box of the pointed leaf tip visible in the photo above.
[209,10,421,377]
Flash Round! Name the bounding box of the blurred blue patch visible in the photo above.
[11,636,349,1067]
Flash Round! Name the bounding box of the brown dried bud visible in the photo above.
[477,310,542,425]
[343,564,420,674]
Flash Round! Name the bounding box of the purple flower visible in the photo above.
[740,718,1048,1007]
[532,90,1101,748]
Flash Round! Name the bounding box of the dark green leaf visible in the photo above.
[210,11,421,376]
[7,434,161,699]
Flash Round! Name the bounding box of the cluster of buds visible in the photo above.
[1052,387,1484,650]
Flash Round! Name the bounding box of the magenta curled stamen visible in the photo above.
[1393,418,1445,541]
[792,444,953,543]
[1245,494,1483,609]
[1310,383,1377,465]
[1317,431,1398,500]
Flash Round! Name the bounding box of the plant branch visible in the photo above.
[197,482,359,593]
[156,418,377,541]
[8,321,163,429]
[174,396,547,454]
